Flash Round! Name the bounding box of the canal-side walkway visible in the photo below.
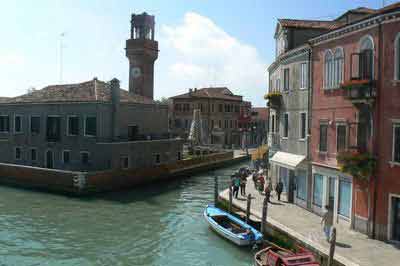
[219,178,400,266]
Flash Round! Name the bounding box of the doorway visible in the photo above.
[45,150,54,169]
[390,196,400,241]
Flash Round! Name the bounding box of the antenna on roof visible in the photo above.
[59,32,66,84]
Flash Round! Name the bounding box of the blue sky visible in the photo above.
[0,0,396,106]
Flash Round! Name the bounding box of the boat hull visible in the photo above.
[204,205,263,246]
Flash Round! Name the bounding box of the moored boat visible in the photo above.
[254,244,320,266]
[204,205,263,246]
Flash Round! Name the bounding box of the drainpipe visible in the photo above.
[307,45,313,210]
[110,78,121,141]
[372,19,383,240]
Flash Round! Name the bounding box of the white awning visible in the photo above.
[270,151,305,170]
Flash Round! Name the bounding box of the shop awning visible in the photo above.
[270,151,305,170]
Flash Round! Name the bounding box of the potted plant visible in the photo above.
[264,91,282,107]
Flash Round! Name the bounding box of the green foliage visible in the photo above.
[264,91,282,100]
[337,151,376,180]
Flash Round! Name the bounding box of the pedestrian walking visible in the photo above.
[258,175,265,193]
[275,180,283,201]
[240,175,247,196]
[233,174,240,199]
[321,204,334,242]
[264,182,271,202]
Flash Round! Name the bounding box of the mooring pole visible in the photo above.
[229,185,233,214]
[246,193,252,224]
[261,196,268,235]
[214,176,218,206]
[327,227,337,266]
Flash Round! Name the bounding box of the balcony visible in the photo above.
[268,132,280,151]
[341,50,376,107]
[264,91,282,110]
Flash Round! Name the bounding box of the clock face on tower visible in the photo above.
[131,67,142,78]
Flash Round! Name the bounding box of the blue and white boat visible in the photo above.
[204,205,263,246]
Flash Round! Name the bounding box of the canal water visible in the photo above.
[0,162,254,266]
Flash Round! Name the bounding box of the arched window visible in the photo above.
[359,35,374,80]
[334,48,344,87]
[395,32,400,80]
[324,50,333,88]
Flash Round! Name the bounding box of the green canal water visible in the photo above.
[0,162,255,266]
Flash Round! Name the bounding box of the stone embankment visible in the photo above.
[0,151,249,195]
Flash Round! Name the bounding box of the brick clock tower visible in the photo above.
[126,13,159,99]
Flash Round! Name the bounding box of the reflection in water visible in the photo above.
[0,162,254,266]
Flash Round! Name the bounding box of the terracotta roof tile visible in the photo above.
[0,79,154,104]
[171,87,243,101]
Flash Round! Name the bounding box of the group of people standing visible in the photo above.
[231,168,250,199]
[231,168,284,203]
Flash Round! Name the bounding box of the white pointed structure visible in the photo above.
[188,109,204,146]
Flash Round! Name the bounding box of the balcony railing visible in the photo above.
[341,50,376,104]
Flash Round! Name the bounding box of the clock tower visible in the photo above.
[126,13,158,99]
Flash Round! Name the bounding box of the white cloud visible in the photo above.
[158,12,267,106]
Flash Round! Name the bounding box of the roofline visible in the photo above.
[171,95,243,102]
[268,44,310,73]
[0,100,160,106]
[309,8,400,45]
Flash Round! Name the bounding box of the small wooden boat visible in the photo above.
[254,243,320,266]
[204,205,263,246]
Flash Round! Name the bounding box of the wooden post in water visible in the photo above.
[246,194,251,223]
[327,227,337,266]
[229,185,233,214]
[214,176,218,205]
[261,196,268,235]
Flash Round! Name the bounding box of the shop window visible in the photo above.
[313,174,323,207]
[338,179,351,218]
[296,170,307,201]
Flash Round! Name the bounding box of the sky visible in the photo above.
[0,0,397,107]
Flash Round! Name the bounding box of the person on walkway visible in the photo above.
[275,180,283,201]
[233,174,240,199]
[257,175,265,193]
[321,204,334,242]
[240,175,247,196]
[264,182,272,202]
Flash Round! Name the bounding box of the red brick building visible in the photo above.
[310,3,400,241]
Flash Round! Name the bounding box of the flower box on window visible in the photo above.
[337,150,376,181]
[264,91,282,108]
[340,79,376,100]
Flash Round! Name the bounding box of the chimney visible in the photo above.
[189,88,193,95]
[110,78,120,104]
[110,78,120,140]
